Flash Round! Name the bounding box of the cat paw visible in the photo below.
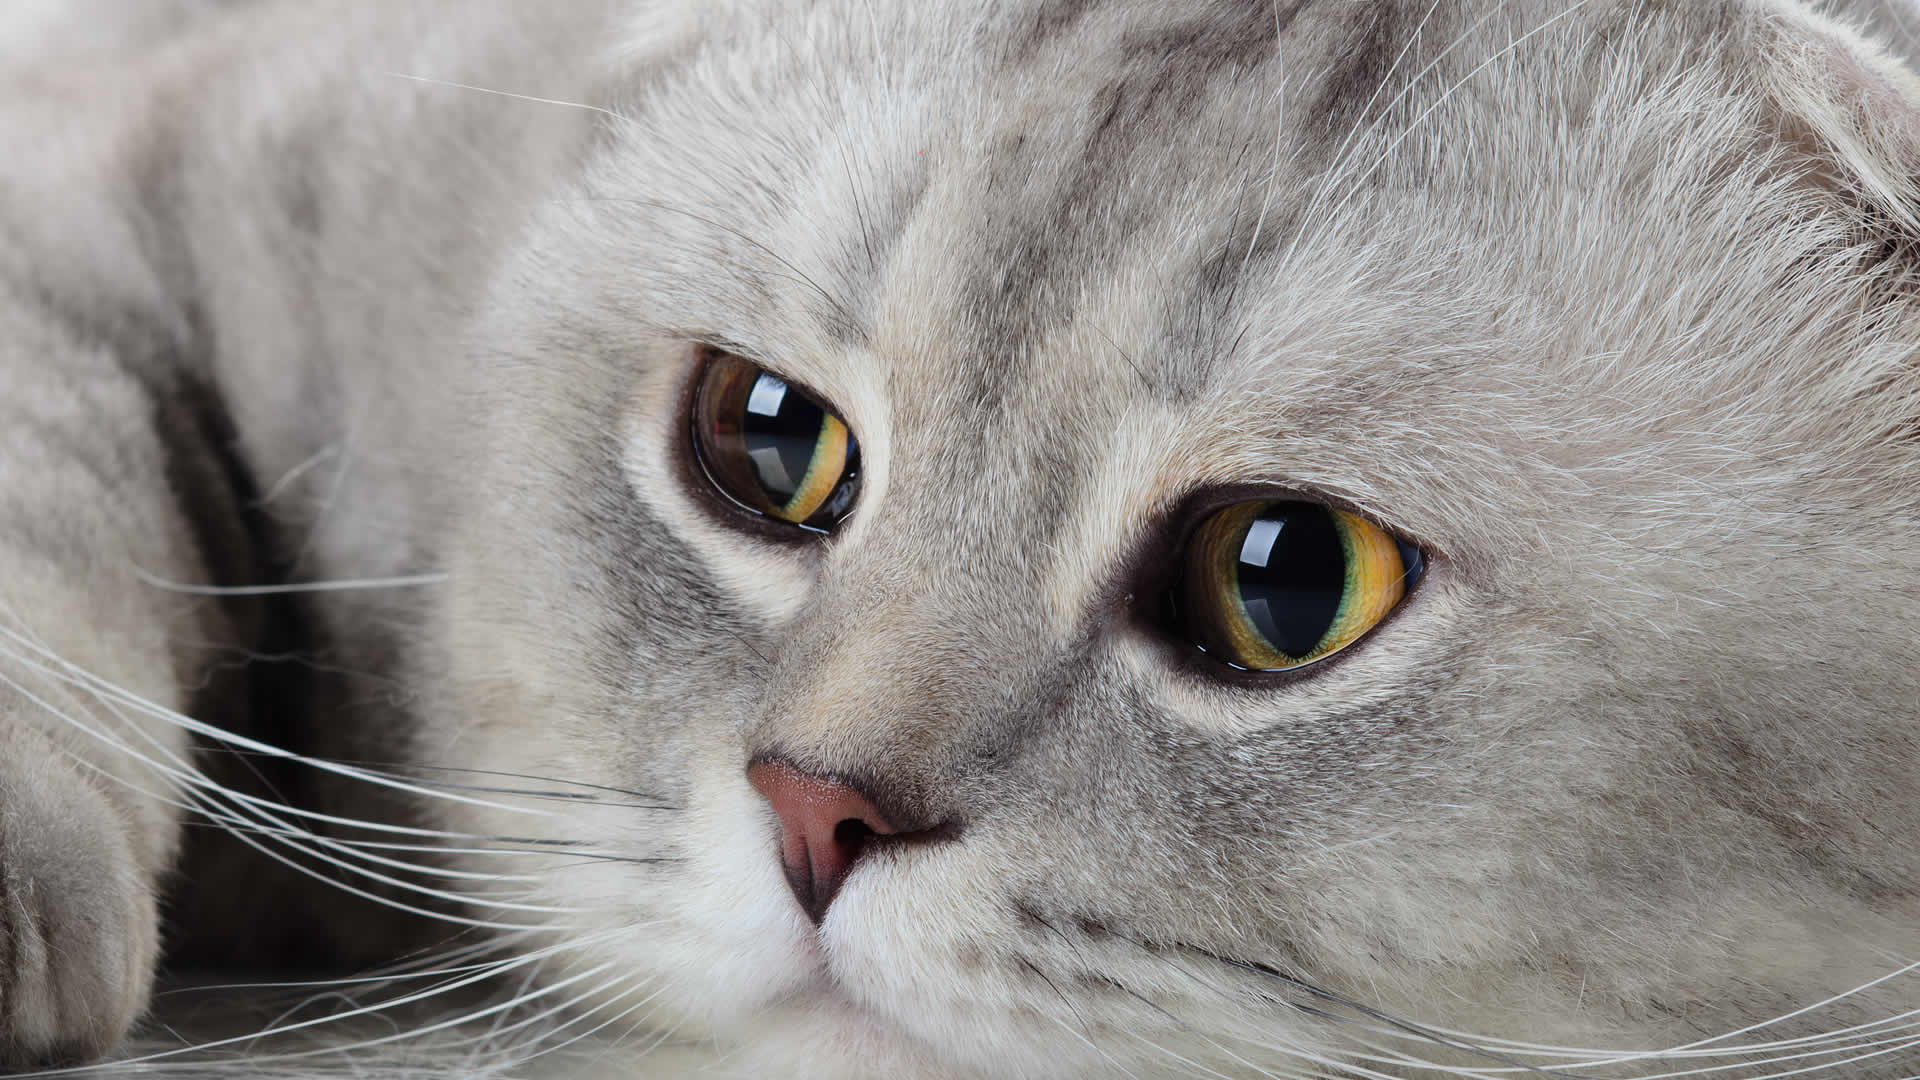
[0,746,157,1066]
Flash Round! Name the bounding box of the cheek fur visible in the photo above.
[618,354,818,624]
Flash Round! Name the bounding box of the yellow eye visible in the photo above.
[690,351,861,530]
[1176,501,1422,672]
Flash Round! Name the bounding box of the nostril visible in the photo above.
[832,817,876,855]
[746,759,953,924]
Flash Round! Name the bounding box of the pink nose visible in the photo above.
[747,760,899,923]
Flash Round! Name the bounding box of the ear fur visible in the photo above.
[1753,0,1920,231]
[1748,1,1920,451]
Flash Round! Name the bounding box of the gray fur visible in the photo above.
[1,0,1919,1077]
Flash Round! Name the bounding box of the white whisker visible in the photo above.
[22,932,631,1077]
[0,622,553,818]
[383,72,621,120]
[132,566,450,596]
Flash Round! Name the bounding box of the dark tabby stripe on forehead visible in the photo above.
[1002,0,1102,66]
[958,0,1470,408]
[1309,2,1426,134]
[963,2,1302,407]
[1004,0,1321,71]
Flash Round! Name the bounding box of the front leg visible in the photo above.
[0,723,164,1065]
[0,284,244,1064]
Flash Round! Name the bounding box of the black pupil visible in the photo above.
[1236,503,1346,659]
[739,373,828,504]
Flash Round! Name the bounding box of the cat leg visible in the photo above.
[0,288,239,1065]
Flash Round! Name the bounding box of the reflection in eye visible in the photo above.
[1177,501,1422,671]
[691,351,860,530]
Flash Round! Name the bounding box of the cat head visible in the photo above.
[430,0,1920,1075]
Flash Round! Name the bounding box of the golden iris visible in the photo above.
[1177,501,1421,671]
[691,351,860,530]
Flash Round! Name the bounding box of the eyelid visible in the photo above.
[1128,483,1427,588]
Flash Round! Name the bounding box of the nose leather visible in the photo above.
[747,760,899,923]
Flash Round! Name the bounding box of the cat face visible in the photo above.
[428,1,1920,1075]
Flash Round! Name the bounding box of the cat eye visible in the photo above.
[690,350,861,531]
[1173,500,1423,672]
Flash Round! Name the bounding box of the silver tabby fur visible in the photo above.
[1,0,1918,1077]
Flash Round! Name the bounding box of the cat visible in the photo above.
[1,0,1918,1077]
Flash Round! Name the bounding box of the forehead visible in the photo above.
[595,0,1806,545]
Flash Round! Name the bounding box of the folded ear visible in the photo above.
[1753,0,1920,232]
[1746,3,1920,447]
